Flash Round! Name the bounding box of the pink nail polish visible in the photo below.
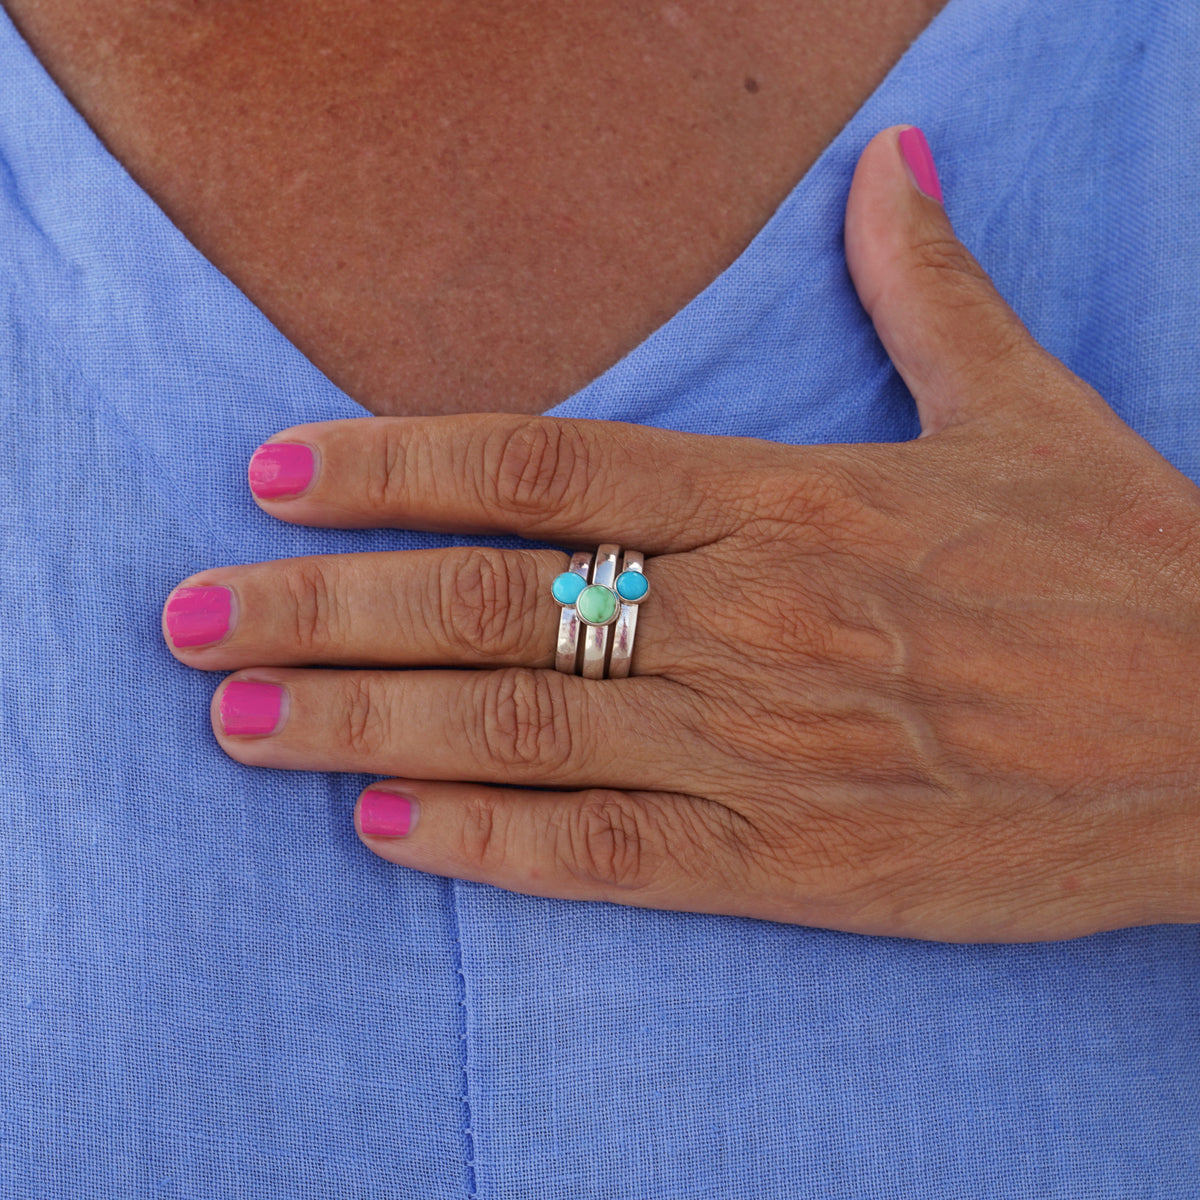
[360,790,418,838]
[165,586,232,648]
[220,681,285,737]
[898,126,944,204]
[248,443,315,499]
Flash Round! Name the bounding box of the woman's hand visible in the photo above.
[163,127,1200,941]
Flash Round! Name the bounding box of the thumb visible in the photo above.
[845,125,1050,437]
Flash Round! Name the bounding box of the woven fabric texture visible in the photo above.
[2,0,1198,1195]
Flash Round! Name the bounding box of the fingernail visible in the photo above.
[359,790,419,838]
[165,586,233,648]
[248,443,315,499]
[898,126,944,204]
[219,681,285,737]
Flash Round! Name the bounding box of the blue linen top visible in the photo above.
[2,0,1198,1195]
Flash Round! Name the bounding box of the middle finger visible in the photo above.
[210,666,699,791]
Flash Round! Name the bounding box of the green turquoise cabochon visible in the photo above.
[576,585,619,625]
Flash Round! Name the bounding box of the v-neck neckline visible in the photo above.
[0,0,971,425]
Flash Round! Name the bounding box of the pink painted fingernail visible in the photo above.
[165,586,232,648]
[898,126,944,204]
[219,681,285,737]
[248,443,315,499]
[359,790,419,838]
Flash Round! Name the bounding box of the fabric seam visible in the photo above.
[447,878,479,1200]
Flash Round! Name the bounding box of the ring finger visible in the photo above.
[163,546,678,675]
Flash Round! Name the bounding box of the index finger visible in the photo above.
[246,414,762,553]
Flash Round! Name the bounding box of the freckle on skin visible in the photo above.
[744,77,760,94]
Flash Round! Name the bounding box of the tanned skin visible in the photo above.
[3,0,948,416]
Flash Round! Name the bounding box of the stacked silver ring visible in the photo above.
[552,543,649,678]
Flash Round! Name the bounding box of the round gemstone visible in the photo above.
[576,584,618,625]
[614,570,649,602]
[551,572,587,605]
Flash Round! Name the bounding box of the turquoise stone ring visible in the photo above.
[576,584,619,626]
[550,565,649,622]
[614,569,650,603]
[550,571,587,606]
[552,545,648,678]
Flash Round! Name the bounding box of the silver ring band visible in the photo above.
[550,543,649,678]
[581,543,620,679]
[554,550,593,673]
[607,549,644,680]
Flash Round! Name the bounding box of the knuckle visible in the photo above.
[906,236,1030,363]
[485,418,588,523]
[563,794,651,891]
[457,792,508,872]
[437,550,542,660]
[743,795,873,899]
[338,674,391,759]
[283,559,346,653]
[364,420,414,512]
[478,669,577,777]
[740,457,871,546]
[907,233,990,292]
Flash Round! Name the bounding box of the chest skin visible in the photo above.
[3,0,946,416]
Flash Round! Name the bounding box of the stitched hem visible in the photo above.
[448,879,478,1199]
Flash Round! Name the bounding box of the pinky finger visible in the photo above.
[354,780,758,916]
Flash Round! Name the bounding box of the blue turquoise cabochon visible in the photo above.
[614,569,649,602]
[550,571,587,605]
